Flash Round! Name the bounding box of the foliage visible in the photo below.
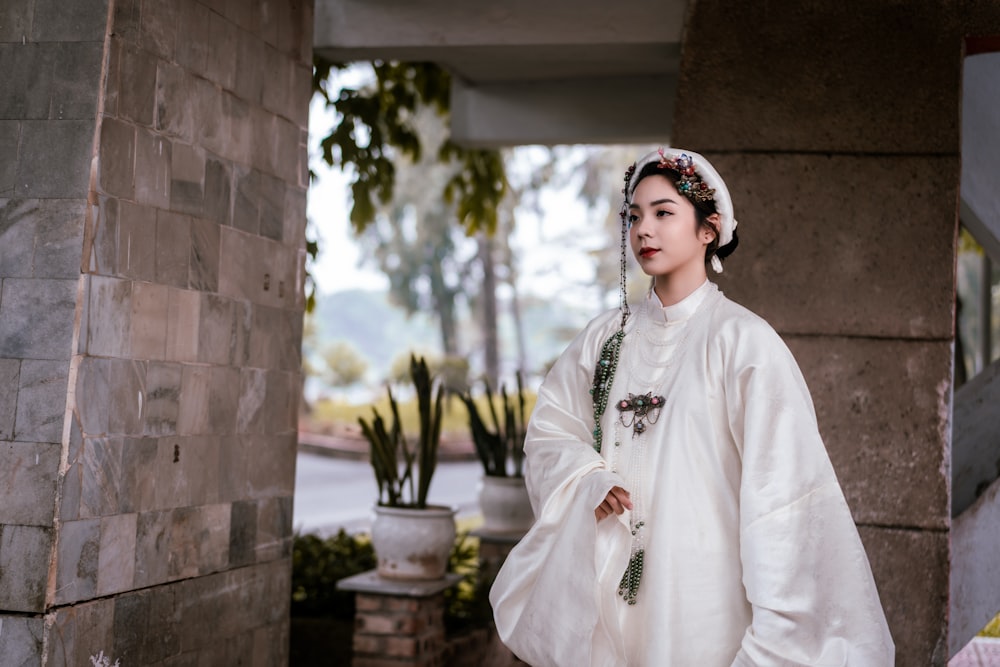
[321,341,368,387]
[357,355,444,508]
[291,530,376,619]
[313,57,506,236]
[443,532,493,635]
[389,351,470,393]
[461,374,529,478]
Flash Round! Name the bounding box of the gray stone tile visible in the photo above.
[203,156,231,225]
[231,164,259,234]
[176,0,211,73]
[112,589,151,665]
[0,440,59,526]
[205,11,237,91]
[250,304,302,371]
[245,432,296,499]
[17,120,93,198]
[144,362,181,436]
[98,117,135,199]
[258,172,283,241]
[229,499,257,566]
[177,365,211,436]
[0,198,36,277]
[59,417,84,521]
[0,1,33,42]
[85,275,132,358]
[0,524,53,612]
[47,42,103,120]
[108,359,145,435]
[169,140,205,217]
[194,77,227,159]
[15,359,69,443]
[189,218,220,292]
[0,358,19,440]
[155,210,191,288]
[0,614,43,667]
[155,62,195,142]
[197,293,234,365]
[0,123,18,197]
[144,582,181,663]
[74,356,110,437]
[89,195,118,276]
[249,105,275,175]
[130,281,168,360]
[134,128,171,209]
[139,0,177,61]
[283,185,307,249]
[217,435,247,502]
[45,598,114,666]
[54,518,100,604]
[234,29,264,105]
[273,115,301,188]
[103,38,121,117]
[0,278,77,359]
[119,436,157,513]
[32,198,86,279]
[79,437,124,518]
[164,288,199,361]
[224,92,252,167]
[134,509,170,587]
[170,504,229,578]
[118,43,157,126]
[31,0,108,41]
[256,495,293,562]
[97,512,137,596]
[111,0,140,45]
[0,44,29,118]
[116,200,156,282]
[260,43,289,118]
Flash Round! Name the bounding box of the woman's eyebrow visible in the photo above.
[630,198,678,210]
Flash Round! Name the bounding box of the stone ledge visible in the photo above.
[337,570,462,598]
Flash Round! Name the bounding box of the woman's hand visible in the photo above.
[595,486,633,521]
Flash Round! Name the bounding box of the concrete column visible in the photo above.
[672,2,968,664]
[0,0,313,663]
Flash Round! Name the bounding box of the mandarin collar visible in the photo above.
[648,280,715,323]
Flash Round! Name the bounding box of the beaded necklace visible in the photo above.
[597,285,722,605]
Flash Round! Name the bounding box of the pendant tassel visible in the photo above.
[617,549,644,605]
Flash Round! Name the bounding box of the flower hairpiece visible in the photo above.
[655,148,716,204]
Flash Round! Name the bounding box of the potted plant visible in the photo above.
[460,373,535,535]
[357,355,456,580]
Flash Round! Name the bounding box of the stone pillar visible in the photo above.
[0,0,313,663]
[338,571,462,667]
[671,3,969,664]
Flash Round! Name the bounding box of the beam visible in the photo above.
[961,52,1000,261]
[449,75,677,147]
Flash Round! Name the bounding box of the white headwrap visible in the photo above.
[623,147,738,273]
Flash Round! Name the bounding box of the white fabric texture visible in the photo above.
[490,282,894,666]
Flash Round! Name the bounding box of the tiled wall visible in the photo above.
[0,0,312,663]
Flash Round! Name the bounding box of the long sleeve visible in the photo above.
[490,309,632,667]
[721,315,895,666]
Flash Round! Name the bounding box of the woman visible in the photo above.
[490,148,894,666]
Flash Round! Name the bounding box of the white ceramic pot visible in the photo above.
[371,505,457,580]
[478,475,534,535]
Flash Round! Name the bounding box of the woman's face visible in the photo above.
[628,174,715,280]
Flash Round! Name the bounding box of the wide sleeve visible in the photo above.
[490,311,630,667]
[723,318,895,666]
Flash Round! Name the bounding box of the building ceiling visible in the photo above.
[313,0,690,146]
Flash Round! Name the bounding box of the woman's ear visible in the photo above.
[702,213,721,244]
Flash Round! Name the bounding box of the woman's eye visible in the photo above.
[656,209,670,217]
[627,214,638,224]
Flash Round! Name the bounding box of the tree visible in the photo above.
[322,341,368,388]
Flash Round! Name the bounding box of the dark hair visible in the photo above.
[631,162,739,265]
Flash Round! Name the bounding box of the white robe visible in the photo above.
[490,281,894,666]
